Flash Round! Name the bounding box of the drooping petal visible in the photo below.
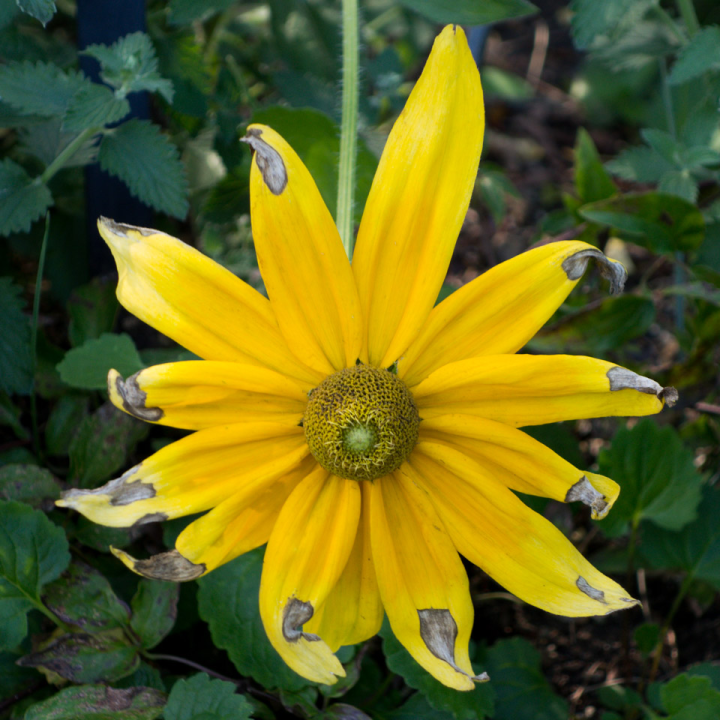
[352,25,485,368]
[108,361,308,430]
[244,125,362,374]
[259,468,361,685]
[409,441,639,616]
[97,218,321,387]
[400,241,627,386]
[419,415,618,519]
[367,473,486,690]
[414,354,675,426]
[57,423,308,527]
[304,484,383,651]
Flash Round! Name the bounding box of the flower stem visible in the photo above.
[675,0,700,36]
[40,127,100,184]
[337,0,359,259]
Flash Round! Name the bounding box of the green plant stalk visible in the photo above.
[651,5,688,44]
[675,0,700,36]
[40,126,101,184]
[337,0,359,259]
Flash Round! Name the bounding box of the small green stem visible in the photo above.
[40,127,100,184]
[651,5,687,44]
[675,0,700,36]
[30,213,50,459]
[337,0,359,259]
[658,58,676,140]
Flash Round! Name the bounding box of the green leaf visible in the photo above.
[579,192,705,254]
[598,420,702,537]
[42,560,131,632]
[669,27,720,85]
[68,402,148,488]
[321,704,372,719]
[45,395,90,456]
[63,83,130,132]
[83,32,174,103]
[0,649,39,702]
[0,391,28,440]
[483,638,568,720]
[25,684,165,719]
[0,500,70,650]
[384,694,455,719]
[68,277,120,347]
[16,0,56,26]
[640,129,682,165]
[634,623,661,656]
[399,0,537,24]
[57,332,143,390]
[197,548,312,692]
[596,684,643,711]
[658,170,698,204]
[575,128,617,204]
[481,67,534,101]
[569,0,635,48]
[164,673,254,720]
[0,159,53,236]
[75,517,133,553]
[606,146,673,183]
[477,168,520,223]
[168,0,236,25]
[661,675,720,716]
[98,119,188,218]
[130,580,179,649]
[380,619,495,720]
[0,464,60,507]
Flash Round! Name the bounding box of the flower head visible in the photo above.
[57,26,676,690]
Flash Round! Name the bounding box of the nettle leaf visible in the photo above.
[197,548,312,692]
[0,277,33,395]
[0,159,53,236]
[575,128,617,204]
[24,684,166,720]
[16,0,57,26]
[0,464,60,507]
[598,420,702,537]
[670,26,720,85]
[164,673,254,720]
[380,619,495,720]
[398,0,536,24]
[68,277,120,348]
[57,332,143,390]
[0,500,70,650]
[83,32,174,103]
[63,83,130,133]
[130,579,179,649]
[99,119,188,218]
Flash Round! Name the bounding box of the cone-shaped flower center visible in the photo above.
[304,365,420,481]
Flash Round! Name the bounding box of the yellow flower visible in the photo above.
[57,26,676,690]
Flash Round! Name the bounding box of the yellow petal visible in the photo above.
[97,218,321,387]
[244,125,362,374]
[367,473,486,690]
[352,25,485,368]
[414,354,672,426]
[400,241,627,386]
[304,484,383,650]
[108,362,308,431]
[56,423,308,527]
[259,469,361,685]
[419,415,618,519]
[409,441,639,616]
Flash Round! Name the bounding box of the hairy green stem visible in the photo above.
[40,127,100,184]
[337,0,359,259]
[675,0,700,36]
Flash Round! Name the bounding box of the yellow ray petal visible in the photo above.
[304,484,383,651]
[400,241,627,386]
[108,361,308,431]
[259,469,361,685]
[414,354,675,426]
[367,473,486,690]
[352,25,485,368]
[409,441,639,616]
[244,125,362,375]
[56,423,308,527]
[419,415,618,519]
[97,218,321,387]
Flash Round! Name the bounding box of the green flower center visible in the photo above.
[304,365,420,481]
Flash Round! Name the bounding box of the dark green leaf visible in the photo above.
[0,159,53,236]
[130,579,179,649]
[477,169,520,223]
[523,424,585,468]
[197,548,312,691]
[575,128,617,204]
[606,146,673,183]
[662,282,720,307]
[0,391,28,439]
[45,395,90,456]
[481,67,534,101]
[686,664,720,691]
[569,0,646,49]
[380,620,495,720]
[0,649,39,701]
[164,673,254,720]
[399,0,537,24]
[321,704,372,720]
[0,500,70,650]
[669,26,720,85]
[24,684,165,719]
[42,560,131,632]
[99,119,188,218]
[597,419,702,537]
[16,0,56,26]
[0,282,36,398]
[595,684,642,711]
[115,661,166,692]
[634,623,660,656]
[661,674,720,715]
[75,517,133,553]
[640,129,681,164]
[68,277,120,347]
[658,170,697,204]
[63,83,130,132]
[168,0,236,25]
[0,464,60,507]
[384,694,454,719]
[57,332,143,390]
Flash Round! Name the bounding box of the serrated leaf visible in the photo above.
[670,26,720,85]
[0,277,33,395]
[399,0,537,24]
[658,170,698,203]
[380,619,495,720]
[0,159,52,236]
[661,675,720,716]
[16,0,56,26]
[63,83,130,132]
[0,500,70,650]
[0,61,86,116]
[575,128,617,204]
[640,129,682,165]
[24,684,165,720]
[45,395,90,456]
[197,548,312,692]
[0,464,60,507]
[164,673,254,720]
[99,119,188,218]
[57,332,143,390]
[569,0,637,48]
[130,580,179,649]
[606,145,673,183]
[598,420,702,537]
